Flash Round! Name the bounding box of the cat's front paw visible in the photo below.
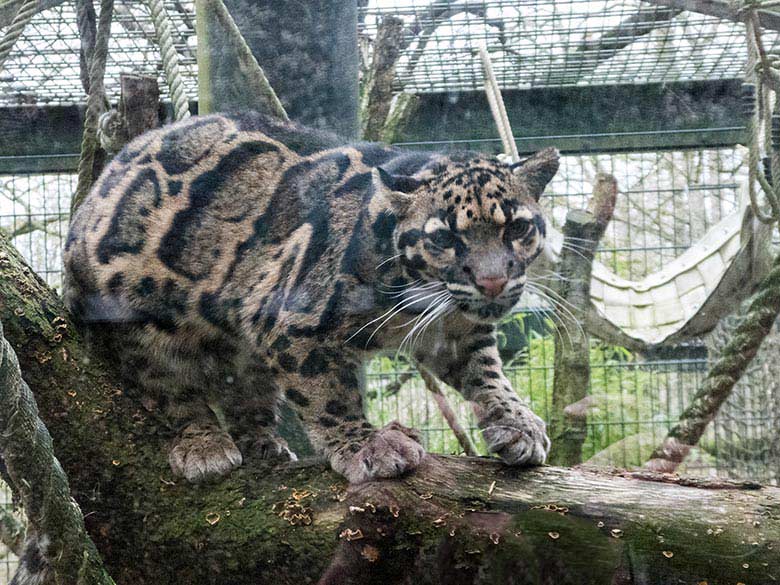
[169,423,243,482]
[480,405,550,466]
[332,421,426,484]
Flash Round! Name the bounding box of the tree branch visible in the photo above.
[642,0,780,31]
[0,505,24,557]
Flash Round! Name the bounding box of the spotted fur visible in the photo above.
[63,112,558,484]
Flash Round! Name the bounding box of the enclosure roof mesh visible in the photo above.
[0,0,778,106]
[360,0,780,92]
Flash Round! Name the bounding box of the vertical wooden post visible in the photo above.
[195,0,359,138]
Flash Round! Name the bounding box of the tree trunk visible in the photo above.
[1,235,779,584]
[549,175,617,466]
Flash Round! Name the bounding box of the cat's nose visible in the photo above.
[476,275,508,298]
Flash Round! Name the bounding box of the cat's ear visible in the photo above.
[509,147,559,201]
[372,167,421,217]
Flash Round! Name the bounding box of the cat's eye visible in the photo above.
[504,219,532,242]
[428,228,457,249]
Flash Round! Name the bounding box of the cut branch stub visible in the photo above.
[549,174,617,466]
[361,15,405,141]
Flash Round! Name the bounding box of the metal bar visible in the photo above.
[641,0,780,31]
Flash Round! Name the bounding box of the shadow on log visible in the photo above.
[0,233,779,584]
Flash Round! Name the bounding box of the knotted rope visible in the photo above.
[740,0,780,223]
[71,0,114,215]
[0,0,36,74]
[145,0,191,121]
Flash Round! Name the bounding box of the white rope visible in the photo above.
[479,45,518,163]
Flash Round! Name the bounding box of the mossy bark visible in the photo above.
[1,235,779,584]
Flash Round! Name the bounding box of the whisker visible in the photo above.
[528,280,583,316]
[396,297,453,359]
[559,243,593,262]
[376,253,402,270]
[396,299,440,358]
[410,298,450,347]
[524,283,579,342]
[528,272,570,283]
[363,288,449,347]
[378,281,440,298]
[562,236,596,244]
[525,282,586,343]
[346,288,444,345]
[531,291,572,343]
[414,302,454,351]
[376,279,421,291]
[392,291,449,328]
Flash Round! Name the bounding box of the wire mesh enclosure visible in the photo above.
[0,1,197,106]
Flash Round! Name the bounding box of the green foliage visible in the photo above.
[507,319,656,463]
[363,312,700,468]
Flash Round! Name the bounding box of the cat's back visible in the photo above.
[62,112,349,321]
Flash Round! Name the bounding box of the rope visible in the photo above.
[743,6,780,223]
[479,45,518,162]
[71,0,114,215]
[645,250,780,472]
[0,0,36,74]
[145,0,191,121]
[0,315,115,584]
[76,0,96,93]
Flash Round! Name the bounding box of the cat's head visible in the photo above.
[373,148,559,324]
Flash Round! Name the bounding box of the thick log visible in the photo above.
[0,234,779,584]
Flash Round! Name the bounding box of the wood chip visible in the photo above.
[205,512,220,526]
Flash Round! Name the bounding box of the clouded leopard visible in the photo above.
[63,112,557,483]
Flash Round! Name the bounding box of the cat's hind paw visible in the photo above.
[332,421,426,484]
[169,423,243,482]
